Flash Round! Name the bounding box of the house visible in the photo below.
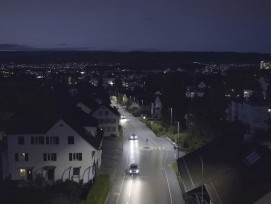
[185,81,208,98]
[177,137,271,204]
[90,104,120,137]
[227,99,271,134]
[65,93,121,137]
[152,91,162,119]
[4,109,103,184]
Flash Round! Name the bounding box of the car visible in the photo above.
[129,133,137,140]
[128,163,139,175]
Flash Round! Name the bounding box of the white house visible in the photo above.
[91,105,120,137]
[5,110,102,184]
[227,100,271,134]
[74,99,120,137]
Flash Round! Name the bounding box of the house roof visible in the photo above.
[5,110,60,134]
[91,104,120,117]
[5,109,102,150]
[177,137,271,204]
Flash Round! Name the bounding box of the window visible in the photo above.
[68,136,74,144]
[19,169,26,177]
[31,136,45,145]
[15,153,28,161]
[18,136,24,145]
[69,153,82,161]
[73,167,80,176]
[43,153,57,161]
[45,136,59,145]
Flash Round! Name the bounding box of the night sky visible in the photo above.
[1,0,271,53]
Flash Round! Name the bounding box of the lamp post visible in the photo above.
[177,121,179,144]
[170,108,173,125]
[194,153,204,204]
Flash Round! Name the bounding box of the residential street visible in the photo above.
[103,107,185,204]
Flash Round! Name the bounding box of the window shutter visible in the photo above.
[25,153,28,161]
[15,153,18,161]
[69,153,72,161]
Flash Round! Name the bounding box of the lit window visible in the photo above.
[19,169,26,177]
[268,108,271,113]
[15,153,28,161]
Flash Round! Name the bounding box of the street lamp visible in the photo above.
[194,153,204,204]
[170,108,173,125]
[177,121,179,144]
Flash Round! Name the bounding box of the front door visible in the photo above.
[47,169,54,181]
[26,169,33,181]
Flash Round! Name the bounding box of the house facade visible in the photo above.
[5,112,102,184]
[91,105,120,137]
[228,100,271,134]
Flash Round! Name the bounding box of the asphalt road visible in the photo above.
[105,107,185,204]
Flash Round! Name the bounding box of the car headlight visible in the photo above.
[129,170,132,173]
[136,170,139,173]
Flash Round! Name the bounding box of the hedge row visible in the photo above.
[85,174,110,204]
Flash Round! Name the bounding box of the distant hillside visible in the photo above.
[0,44,41,51]
[0,50,270,68]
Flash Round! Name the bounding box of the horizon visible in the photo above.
[0,44,271,55]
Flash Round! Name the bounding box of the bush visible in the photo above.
[85,174,110,204]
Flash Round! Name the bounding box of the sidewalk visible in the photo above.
[99,136,123,184]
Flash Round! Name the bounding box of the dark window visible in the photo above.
[43,153,57,161]
[25,153,28,161]
[46,137,49,144]
[18,136,24,145]
[15,153,18,161]
[73,167,80,176]
[69,153,82,161]
[56,137,59,144]
[31,137,34,144]
[51,153,57,161]
[68,136,74,144]
[45,136,59,145]
[77,153,82,161]
[39,136,44,144]
[43,153,47,161]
